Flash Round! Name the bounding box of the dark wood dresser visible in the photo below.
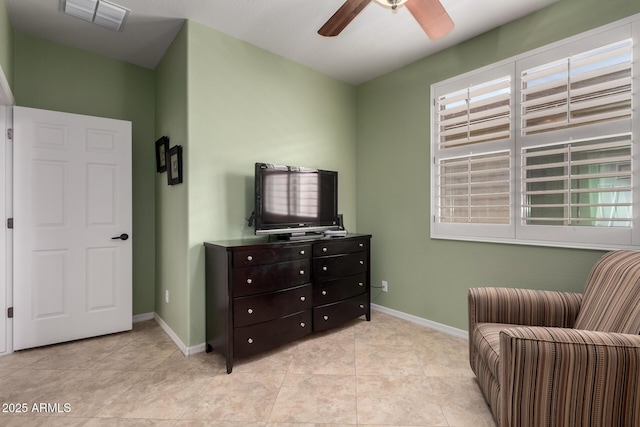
[204,233,371,373]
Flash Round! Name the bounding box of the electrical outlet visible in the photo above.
[381,280,388,292]
[165,290,169,303]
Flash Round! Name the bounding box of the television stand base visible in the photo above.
[278,232,324,241]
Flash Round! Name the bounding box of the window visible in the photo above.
[431,17,639,249]
[521,135,632,227]
[521,39,632,135]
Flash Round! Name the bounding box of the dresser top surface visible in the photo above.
[204,233,371,250]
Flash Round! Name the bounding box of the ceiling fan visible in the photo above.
[318,0,454,40]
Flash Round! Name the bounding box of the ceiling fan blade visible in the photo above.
[318,0,373,37]
[405,0,454,40]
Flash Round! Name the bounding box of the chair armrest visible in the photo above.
[468,287,582,332]
[499,327,640,427]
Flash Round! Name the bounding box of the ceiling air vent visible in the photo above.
[60,0,130,32]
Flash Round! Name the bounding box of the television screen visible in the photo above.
[254,163,339,236]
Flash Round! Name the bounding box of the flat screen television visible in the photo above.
[254,162,340,237]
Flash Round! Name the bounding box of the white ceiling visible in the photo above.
[5,0,559,84]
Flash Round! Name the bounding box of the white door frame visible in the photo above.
[0,65,15,356]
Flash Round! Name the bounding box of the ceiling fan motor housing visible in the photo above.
[374,0,410,9]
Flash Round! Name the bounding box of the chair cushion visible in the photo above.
[574,250,640,334]
[473,323,512,380]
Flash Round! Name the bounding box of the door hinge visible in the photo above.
[7,307,13,318]
[7,218,13,229]
[7,128,12,140]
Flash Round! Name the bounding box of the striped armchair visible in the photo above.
[468,250,640,427]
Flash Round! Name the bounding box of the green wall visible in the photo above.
[356,0,640,330]
[154,21,358,347]
[13,32,156,315]
[154,23,190,342]
[0,0,12,88]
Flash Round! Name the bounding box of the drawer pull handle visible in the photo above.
[248,338,253,344]
[299,270,305,275]
[322,247,327,252]
[322,266,328,271]
[323,315,329,321]
[247,308,253,314]
[247,278,253,284]
[322,290,327,296]
[358,282,364,287]
[300,296,306,302]
[300,322,306,328]
[359,243,364,247]
[359,260,364,265]
[247,255,253,261]
[359,304,365,309]
[300,250,305,255]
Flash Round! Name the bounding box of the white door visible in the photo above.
[13,106,132,350]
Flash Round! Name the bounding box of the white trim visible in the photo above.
[371,304,468,340]
[132,312,154,323]
[152,313,205,356]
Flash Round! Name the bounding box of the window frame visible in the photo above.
[430,14,640,250]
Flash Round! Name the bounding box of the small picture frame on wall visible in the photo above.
[167,145,183,185]
[155,136,169,173]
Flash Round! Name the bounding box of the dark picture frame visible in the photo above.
[167,145,183,185]
[155,136,169,173]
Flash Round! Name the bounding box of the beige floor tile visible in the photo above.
[268,374,357,424]
[88,339,176,371]
[154,349,226,373]
[176,421,266,427]
[84,419,178,426]
[288,334,355,375]
[96,370,209,419]
[0,416,91,426]
[231,342,298,374]
[355,341,423,376]
[428,377,494,425]
[181,373,284,422]
[1,312,498,426]
[32,370,148,418]
[356,374,448,426]
[0,368,83,404]
[0,347,52,370]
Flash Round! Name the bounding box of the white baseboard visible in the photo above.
[132,312,154,323]
[152,313,206,356]
[371,304,468,340]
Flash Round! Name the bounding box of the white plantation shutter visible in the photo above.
[521,39,632,135]
[521,135,632,227]
[432,20,638,248]
[437,77,511,148]
[438,151,510,224]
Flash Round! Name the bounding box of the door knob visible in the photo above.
[111,233,129,241]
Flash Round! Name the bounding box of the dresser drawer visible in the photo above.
[313,273,367,305]
[232,259,311,297]
[234,310,312,357]
[313,252,367,281]
[233,244,311,267]
[234,284,312,327]
[313,293,368,332]
[313,238,369,257]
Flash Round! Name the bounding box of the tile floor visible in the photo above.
[0,311,496,426]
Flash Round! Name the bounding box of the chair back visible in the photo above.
[574,250,640,334]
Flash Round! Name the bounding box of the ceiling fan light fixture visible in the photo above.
[373,0,410,10]
[60,0,129,32]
